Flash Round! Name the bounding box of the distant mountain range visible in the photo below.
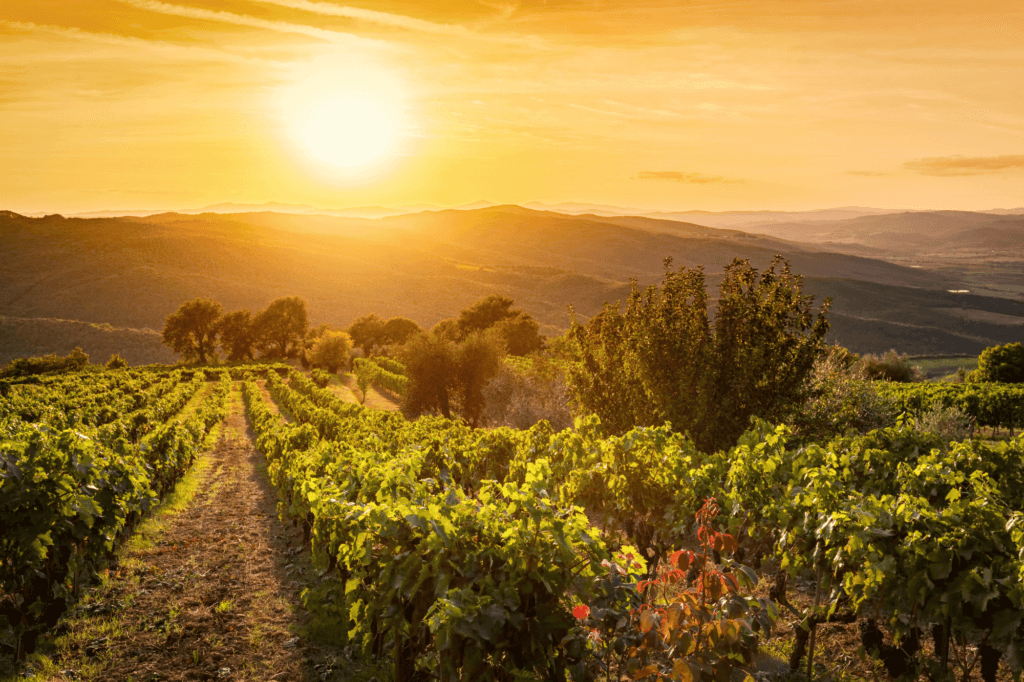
[2,205,1022,364]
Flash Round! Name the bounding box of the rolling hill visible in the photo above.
[2,206,1021,364]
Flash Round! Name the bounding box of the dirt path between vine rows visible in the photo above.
[28,387,365,682]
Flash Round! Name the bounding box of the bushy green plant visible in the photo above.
[977,342,1024,383]
[860,349,923,382]
[566,257,830,452]
[105,353,129,370]
[789,345,898,441]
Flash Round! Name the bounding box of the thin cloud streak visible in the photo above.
[247,0,472,36]
[903,154,1024,176]
[0,20,283,66]
[246,0,548,48]
[113,0,379,46]
[636,171,741,184]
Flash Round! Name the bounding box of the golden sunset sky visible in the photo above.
[3,0,1023,214]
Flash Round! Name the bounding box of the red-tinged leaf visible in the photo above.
[573,604,591,620]
[670,549,683,566]
[722,573,739,592]
[721,534,738,554]
[676,551,691,571]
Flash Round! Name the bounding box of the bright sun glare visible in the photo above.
[297,92,400,169]
[278,56,410,173]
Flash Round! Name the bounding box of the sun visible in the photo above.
[295,91,400,169]
[276,55,411,174]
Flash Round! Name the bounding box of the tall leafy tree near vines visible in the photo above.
[567,256,830,452]
[161,298,223,364]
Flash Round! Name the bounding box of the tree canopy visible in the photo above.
[308,330,352,374]
[162,298,223,364]
[566,257,830,452]
[253,296,308,359]
[977,342,1024,383]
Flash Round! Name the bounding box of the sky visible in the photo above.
[2,0,1024,214]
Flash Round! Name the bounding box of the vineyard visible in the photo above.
[3,366,1024,681]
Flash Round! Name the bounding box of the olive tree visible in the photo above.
[162,298,223,364]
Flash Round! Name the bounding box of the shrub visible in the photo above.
[105,353,129,370]
[0,347,91,379]
[482,357,573,431]
[789,345,898,441]
[860,349,923,382]
[308,331,352,374]
[916,403,975,444]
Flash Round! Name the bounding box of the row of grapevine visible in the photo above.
[251,371,1024,681]
[876,381,1024,430]
[0,371,231,657]
[353,356,408,397]
[244,378,609,678]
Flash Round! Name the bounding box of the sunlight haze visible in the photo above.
[2,0,1023,213]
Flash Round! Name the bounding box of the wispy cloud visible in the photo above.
[0,20,281,65]
[636,171,741,184]
[903,154,1024,176]
[247,0,472,37]
[246,0,546,48]
[113,0,378,46]
[845,170,891,177]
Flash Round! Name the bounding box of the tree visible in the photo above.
[457,294,517,336]
[308,331,352,374]
[567,257,830,453]
[162,298,223,364]
[381,317,422,347]
[348,314,385,356]
[432,318,461,342]
[217,310,255,362]
[977,342,1024,383]
[494,313,544,356]
[454,331,505,427]
[252,296,307,359]
[400,333,458,419]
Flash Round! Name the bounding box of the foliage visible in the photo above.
[454,331,504,427]
[0,347,90,379]
[860,349,924,382]
[161,298,223,364]
[0,370,229,657]
[567,257,830,452]
[217,310,255,362]
[977,342,1024,383]
[483,356,573,431]
[381,317,422,346]
[876,381,1024,430]
[456,295,543,355]
[309,368,332,388]
[252,296,308,359]
[567,499,776,682]
[348,314,385,357]
[915,403,975,444]
[105,353,128,370]
[400,333,459,419]
[308,330,352,374]
[787,345,898,442]
[353,357,408,399]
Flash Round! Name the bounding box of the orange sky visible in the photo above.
[2,0,1023,214]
